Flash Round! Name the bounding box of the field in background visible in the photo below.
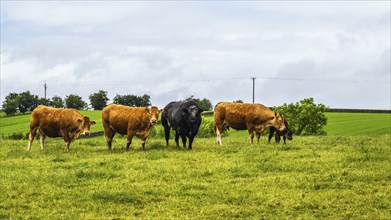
[324,112,390,135]
[0,135,390,219]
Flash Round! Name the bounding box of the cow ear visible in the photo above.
[274,112,277,117]
[77,119,83,125]
[199,109,204,113]
[145,107,150,114]
[91,121,96,125]
[159,109,164,113]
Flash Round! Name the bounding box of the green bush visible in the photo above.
[2,132,29,140]
[149,116,217,139]
[273,98,328,136]
[197,117,215,138]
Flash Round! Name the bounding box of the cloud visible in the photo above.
[1,1,390,109]
[1,1,142,27]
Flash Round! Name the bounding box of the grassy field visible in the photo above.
[0,111,390,218]
[0,134,390,219]
[325,112,391,136]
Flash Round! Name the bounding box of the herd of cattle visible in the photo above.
[27,101,293,152]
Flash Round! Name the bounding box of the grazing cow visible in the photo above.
[268,119,293,144]
[161,101,203,150]
[214,102,286,145]
[28,105,96,152]
[102,104,161,151]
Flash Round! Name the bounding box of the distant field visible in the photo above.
[1,111,390,138]
[324,112,391,135]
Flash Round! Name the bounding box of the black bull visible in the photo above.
[161,101,203,150]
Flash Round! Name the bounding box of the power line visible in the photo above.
[252,76,389,84]
[2,75,390,86]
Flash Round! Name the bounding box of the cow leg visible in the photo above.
[214,122,221,145]
[276,135,280,144]
[126,133,134,150]
[28,127,38,151]
[104,128,115,150]
[256,132,261,144]
[60,131,71,152]
[141,137,147,151]
[215,127,222,145]
[188,136,194,150]
[174,131,180,147]
[39,131,46,150]
[283,136,286,144]
[64,134,72,152]
[65,142,71,152]
[180,135,187,149]
[248,129,254,144]
[268,127,275,143]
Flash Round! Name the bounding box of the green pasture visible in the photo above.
[325,112,391,135]
[0,110,390,218]
[0,134,390,219]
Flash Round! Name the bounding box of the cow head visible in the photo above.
[271,112,286,131]
[145,106,161,125]
[182,104,203,125]
[285,129,293,140]
[77,116,96,135]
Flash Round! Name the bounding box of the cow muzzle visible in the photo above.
[150,119,157,125]
[83,131,90,136]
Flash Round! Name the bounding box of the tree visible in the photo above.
[39,98,51,106]
[65,94,87,110]
[233,99,244,103]
[89,90,109,110]
[51,96,64,108]
[16,91,39,114]
[2,92,19,115]
[184,96,213,111]
[113,94,151,107]
[273,98,328,135]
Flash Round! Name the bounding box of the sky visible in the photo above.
[1,1,390,109]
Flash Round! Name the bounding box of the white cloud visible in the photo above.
[1,1,390,109]
[1,1,142,27]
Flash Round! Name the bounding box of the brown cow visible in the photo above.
[213,102,286,145]
[28,105,96,152]
[102,104,161,151]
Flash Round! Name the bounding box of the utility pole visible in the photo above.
[250,77,256,103]
[44,81,48,99]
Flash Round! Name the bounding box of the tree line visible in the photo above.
[1,90,213,116]
[1,91,328,135]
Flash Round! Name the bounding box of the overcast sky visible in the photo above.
[1,1,390,109]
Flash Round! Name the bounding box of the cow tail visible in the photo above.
[213,120,217,134]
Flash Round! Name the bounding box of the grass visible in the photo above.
[0,134,390,219]
[325,112,391,135]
